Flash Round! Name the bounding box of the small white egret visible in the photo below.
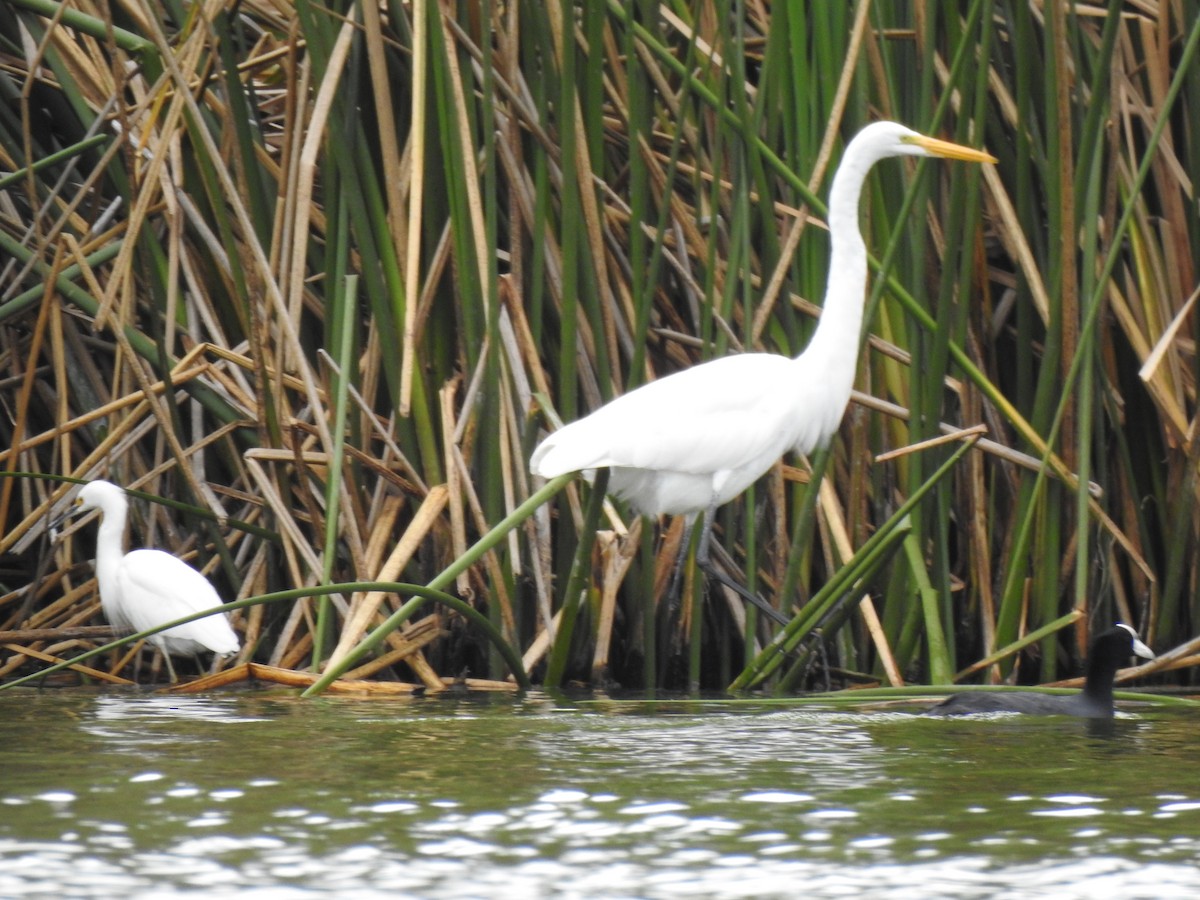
[531,122,996,625]
[67,480,241,681]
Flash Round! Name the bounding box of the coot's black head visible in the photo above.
[1081,624,1154,706]
[928,623,1154,718]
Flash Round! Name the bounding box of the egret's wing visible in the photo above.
[532,354,801,477]
[117,550,240,654]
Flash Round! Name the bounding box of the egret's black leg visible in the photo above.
[695,504,791,628]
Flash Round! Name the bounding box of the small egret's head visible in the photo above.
[50,480,122,539]
[75,480,126,513]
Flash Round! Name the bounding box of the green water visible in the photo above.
[0,689,1197,898]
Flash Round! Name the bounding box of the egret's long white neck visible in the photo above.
[796,138,876,396]
[93,498,128,598]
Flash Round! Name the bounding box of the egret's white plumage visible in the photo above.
[73,480,240,679]
[531,122,995,623]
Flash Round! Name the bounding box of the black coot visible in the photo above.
[928,624,1154,718]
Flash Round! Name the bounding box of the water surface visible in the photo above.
[1,689,1197,897]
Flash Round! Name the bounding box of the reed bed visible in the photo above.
[0,0,1197,695]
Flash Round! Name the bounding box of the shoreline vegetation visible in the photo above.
[1,1,1199,699]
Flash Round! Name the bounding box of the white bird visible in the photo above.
[67,480,241,681]
[531,122,996,626]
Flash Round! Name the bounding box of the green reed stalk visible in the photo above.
[545,469,609,688]
[733,435,979,690]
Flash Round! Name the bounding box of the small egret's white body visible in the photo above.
[74,480,240,677]
[531,122,995,623]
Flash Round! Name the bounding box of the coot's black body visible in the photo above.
[929,624,1154,718]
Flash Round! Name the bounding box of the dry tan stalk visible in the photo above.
[277,627,314,671]
[962,383,997,681]
[1139,13,1195,305]
[165,663,425,694]
[360,0,406,273]
[160,663,254,692]
[343,632,445,690]
[388,642,444,691]
[406,222,452,352]
[49,288,68,477]
[161,165,183,361]
[107,639,145,677]
[1106,547,1137,630]
[591,523,641,683]
[495,354,522,574]
[16,581,94,631]
[849,390,1100,496]
[0,649,32,679]
[399,0,429,417]
[527,495,557,641]
[437,677,520,692]
[0,625,113,642]
[178,342,317,397]
[358,329,384,479]
[766,464,787,593]
[1137,280,1197,442]
[271,26,308,306]
[326,485,448,667]
[2,642,134,685]
[342,616,444,681]
[651,516,687,602]
[234,543,270,665]
[440,382,470,599]
[0,246,61,530]
[245,458,323,575]
[874,425,989,464]
[521,602,565,674]
[361,495,407,580]
[435,5,492,306]
[498,275,552,409]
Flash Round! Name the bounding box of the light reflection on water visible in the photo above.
[0,690,1198,898]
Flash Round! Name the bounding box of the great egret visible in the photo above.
[927,624,1154,717]
[531,121,996,625]
[65,480,241,681]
